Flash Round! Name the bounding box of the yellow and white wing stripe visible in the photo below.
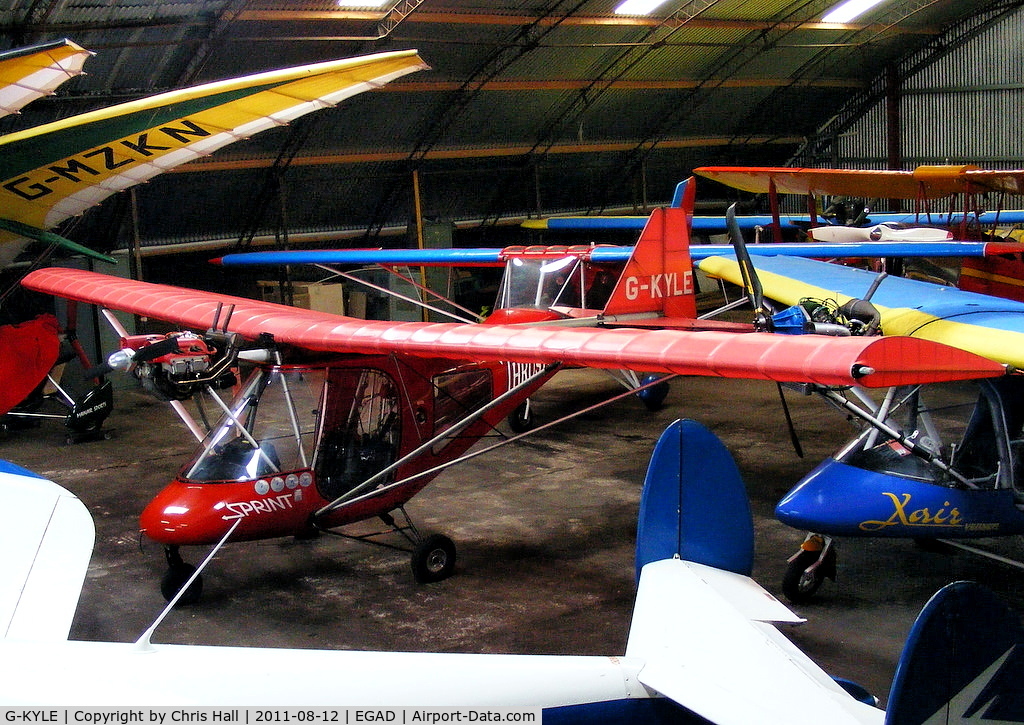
[0,49,427,238]
[0,39,92,119]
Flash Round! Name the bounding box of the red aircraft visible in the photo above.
[20,180,1005,603]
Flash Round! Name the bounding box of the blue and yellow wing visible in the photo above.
[699,253,1024,369]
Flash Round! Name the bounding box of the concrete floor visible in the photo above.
[6,368,1024,709]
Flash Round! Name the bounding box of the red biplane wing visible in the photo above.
[694,165,1024,200]
[22,268,1005,389]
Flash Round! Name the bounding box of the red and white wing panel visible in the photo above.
[22,268,1006,389]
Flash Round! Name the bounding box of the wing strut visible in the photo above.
[134,517,241,651]
[317,263,480,324]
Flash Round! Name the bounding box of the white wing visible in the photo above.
[0,463,94,641]
[625,558,884,725]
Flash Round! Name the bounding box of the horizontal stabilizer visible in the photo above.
[625,559,880,725]
[886,581,1024,725]
[0,462,94,641]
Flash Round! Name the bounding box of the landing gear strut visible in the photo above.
[320,507,459,585]
[508,400,534,433]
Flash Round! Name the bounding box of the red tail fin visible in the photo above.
[602,177,697,319]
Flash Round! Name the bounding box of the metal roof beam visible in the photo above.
[383,78,865,92]
[234,9,937,35]
[167,135,804,172]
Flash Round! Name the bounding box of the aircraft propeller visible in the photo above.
[725,203,806,456]
[726,203,773,332]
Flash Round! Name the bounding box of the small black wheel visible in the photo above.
[508,400,534,434]
[782,549,825,604]
[160,563,204,605]
[411,533,456,583]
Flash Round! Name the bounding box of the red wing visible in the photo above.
[22,268,1005,389]
[0,314,60,416]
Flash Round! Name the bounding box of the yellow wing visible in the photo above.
[0,39,92,119]
[0,49,427,261]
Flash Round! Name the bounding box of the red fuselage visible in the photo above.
[140,353,555,546]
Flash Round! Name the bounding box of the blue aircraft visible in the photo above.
[697,195,1024,603]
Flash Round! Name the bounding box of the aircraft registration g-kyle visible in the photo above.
[0,40,428,425]
[3,419,1023,725]
[20,177,1007,603]
[689,165,1024,602]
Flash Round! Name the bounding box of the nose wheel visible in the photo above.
[161,546,204,605]
[781,535,836,604]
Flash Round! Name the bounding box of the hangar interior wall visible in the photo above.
[793,4,1024,179]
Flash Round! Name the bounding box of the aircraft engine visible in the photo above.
[102,331,238,400]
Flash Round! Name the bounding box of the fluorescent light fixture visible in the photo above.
[614,0,671,15]
[337,0,389,7]
[821,0,887,23]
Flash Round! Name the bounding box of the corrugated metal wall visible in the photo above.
[795,3,1024,171]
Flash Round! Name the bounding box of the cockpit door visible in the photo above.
[314,368,401,501]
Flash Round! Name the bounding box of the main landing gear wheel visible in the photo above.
[508,400,534,434]
[636,374,670,411]
[161,547,203,605]
[782,543,836,604]
[411,533,456,583]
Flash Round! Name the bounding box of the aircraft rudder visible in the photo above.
[635,419,754,578]
[602,178,697,319]
[885,581,1024,725]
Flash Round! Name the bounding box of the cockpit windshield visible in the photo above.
[836,379,1024,494]
[183,367,323,483]
[497,257,583,310]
